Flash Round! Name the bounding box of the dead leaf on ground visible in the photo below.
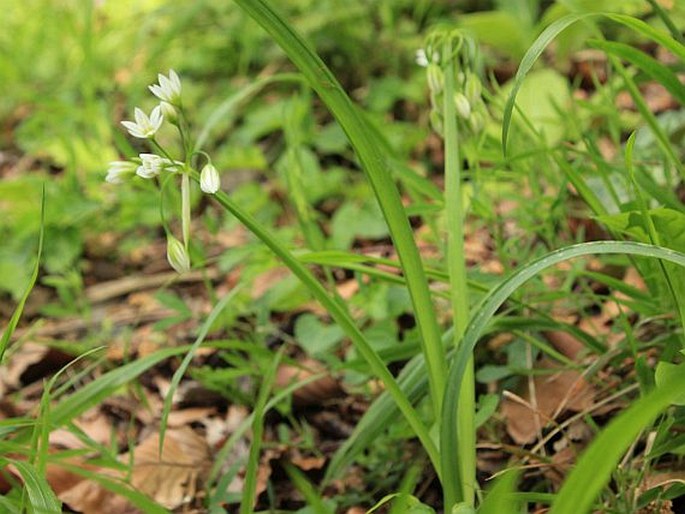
[275,358,343,407]
[501,358,595,445]
[53,427,211,513]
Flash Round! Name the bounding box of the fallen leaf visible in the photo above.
[501,358,595,444]
[275,358,342,407]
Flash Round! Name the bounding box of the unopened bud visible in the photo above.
[166,235,190,273]
[454,93,471,119]
[200,163,220,194]
[464,74,482,103]
[160,101,178,124]
[427,63,444,94]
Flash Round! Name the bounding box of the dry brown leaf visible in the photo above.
[167,407,216,427]
[50,408,114,449]
[124,427,210,509]
[53,427,210,513]
[290,448,326,471]
[275,359,342,406]
[501,358,595,444]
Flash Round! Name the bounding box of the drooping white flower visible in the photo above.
[149,70,182,105]
[105,160,138,184]
[415,49,429,67]
[166,234,190,273]
[136,153,165,179]
[200,163,220,194]
[121,106,163,139]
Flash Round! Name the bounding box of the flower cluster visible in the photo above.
[417,31,488,135]
[106,70,222,273]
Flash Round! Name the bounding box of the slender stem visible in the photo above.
[442,39,475,508]
[181,173,191,250]
[232,0,447,420]
[201,172,441,474]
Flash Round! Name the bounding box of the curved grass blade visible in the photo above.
[11,347,190,445]
[605,13,685,61]
[8,459,61,514]
[550,364,685,514]
[0,185,45,363]
[588,40,685,106]
[501,14,587,155]
[231,0,446,419]
[441,241,685,509]
[204,174,439,474]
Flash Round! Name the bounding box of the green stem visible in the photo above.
[232,0,447,420]
[201,172,441,474]
[442,40,475,508]
[181,173,190,250]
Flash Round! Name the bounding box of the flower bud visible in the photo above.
[200,163,220,194]
[426,63,444,95]
[166,235,190,273]
[105,160,137,184]
[464,74,482,103]
[160,101,178,125]
[454,93,471,119]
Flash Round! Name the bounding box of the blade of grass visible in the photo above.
[203,173,439,473]
[239,347,284,514]
[0,185,45,363]
[478,470,521,514]
[442,36,474,506]
[550,364,685,514]
[159,286,240,455]
[282,461,332,514]
[441,241,685,510]
[7,459,61,514]
[231,0,447,420]
[588,40,685,106]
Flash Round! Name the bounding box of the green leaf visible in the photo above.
[294,314,344,357]
[655,361,685,405]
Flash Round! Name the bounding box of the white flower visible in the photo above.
[136,153,165,179]
[416,49,429,67]
[105,160,137,184]
[121,106,163,139]
[200,163,220,194]
[166,234,190,273]
[149,70,182,105]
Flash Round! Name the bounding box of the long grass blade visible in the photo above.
[0,186,45,363]
[231,0,446,419]
[441,241,685,510]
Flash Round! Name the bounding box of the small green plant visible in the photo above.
[96,1,685,512]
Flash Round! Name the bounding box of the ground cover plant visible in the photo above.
[1,0,685,512]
